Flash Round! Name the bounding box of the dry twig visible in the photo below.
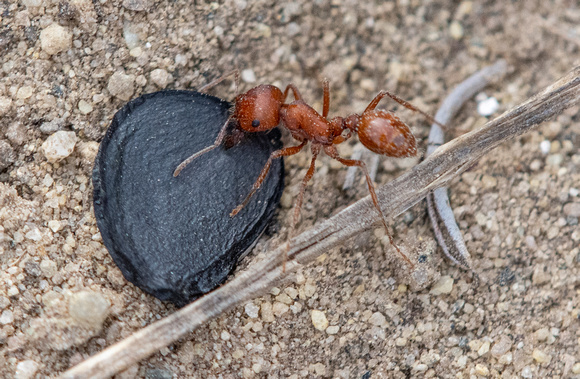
[61,64,580,379]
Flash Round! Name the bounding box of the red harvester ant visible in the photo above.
[174,71,446,269]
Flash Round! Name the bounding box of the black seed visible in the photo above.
[93,90,284,306]
[252,119,260,128]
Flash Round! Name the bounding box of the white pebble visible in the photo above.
[475,364,489,376]
[78,100,93,114]
[40,24,72,55]
[241,69,257,83]
[244,303,259,318]
[107,71,135,101]
[220,330,230,341]
[326,325,340,335]
[150,69,171,89]
[477,97,499,116]
[311,310,328,331]
[0,310,14,324]
[42,131,77,162]
[368,312,387,327]
[15,360,40,379]
[430,276,454,295]
[69,291,110,330]
[0,96,12,116]
[539,140,551,155]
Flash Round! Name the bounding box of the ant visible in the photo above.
[174,71,446,269]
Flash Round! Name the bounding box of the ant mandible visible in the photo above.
[174,71,446,269]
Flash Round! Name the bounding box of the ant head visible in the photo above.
[355,110,417,157]
[233,85,284,132]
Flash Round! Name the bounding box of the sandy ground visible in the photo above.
[1,0,580,378]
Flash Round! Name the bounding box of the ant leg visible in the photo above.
[292,144,321,229]
[198,70,240,93]
[283,143,321,271]
[283,84,303,102]
[173,116,232,177]
[322,79,330,118]
[231,140,307,217]
[323,144,415,268]
[365,90,448,130]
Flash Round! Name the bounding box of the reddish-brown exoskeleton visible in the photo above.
[174,72,445,269]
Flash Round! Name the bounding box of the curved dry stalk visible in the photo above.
[426,60,509,270]
[61,64,580,379]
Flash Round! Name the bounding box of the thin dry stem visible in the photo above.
[61,64,580,379]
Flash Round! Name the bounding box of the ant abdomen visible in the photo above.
[233,85,284,132]
[357,110,417,157]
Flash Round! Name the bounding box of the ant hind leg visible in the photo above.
[365,90,448,131]
[323,144,415,269]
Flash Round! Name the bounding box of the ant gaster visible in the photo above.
[174,71,446,269]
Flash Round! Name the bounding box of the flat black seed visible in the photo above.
[93,90,284,306]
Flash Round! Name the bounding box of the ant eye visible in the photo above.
[251,120,260,128]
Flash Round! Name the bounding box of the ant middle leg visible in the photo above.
[365,90,447,130]
[323,144,415,268]
[231,140,308,217]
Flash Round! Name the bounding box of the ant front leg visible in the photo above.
[323,144,415,268]
[173,115,233,177]
[282,84,303,102]
[198,69,240,93]
[231,141,308,217]
[322,79,331,119]
[365,90,447,130]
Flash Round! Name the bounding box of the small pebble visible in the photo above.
[41,131,77,162]
[0,310,14,324]
[395,337,407,346]
[68,290,110,330]
[244,303,259,318]
[150,69,171,89]
[107,71,135,101]
[521,366,533,378]
[220,330,230,341]
[78,100,93,114]
[478,341,490,356]
[0,96,12,116]
[272,301,289,317]
[40,24,72,55]
[491,335,513,357]
[123,0,149,11]
[16,86,33,100]
[532,349,551,364]
[474,364,489,376]
[241,69,256,83]
[534,327,550,342]
[311,309,328,331]
[15,360,40,379]
[0,140,15,170]
[563,203,580,217]
[430,276,454,295]
[260,302,274,322]
[368,312,387,327]
[326,325,340,335]
[413,363,428,372]
[477,97,499,116]
[499,352,513,365]
[539,140,551,155]
[449,20,463,40]
[572,363,580,374]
